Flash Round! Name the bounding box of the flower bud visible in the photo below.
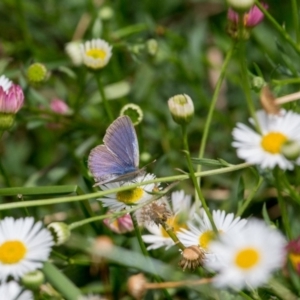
[146,39,158,56]
[99,6,114,20]
[120,104,143,125]
[103,212,134,234]
[47,222,71,245]
[226,0,255,12]
[281,140,300,161]
[127,273,147,300]
[27,63,49,83]
[179,245,205,270]
[168,94,194,125]
[251,76,265,93]
[21,270,45,290]
[50,98,71,115]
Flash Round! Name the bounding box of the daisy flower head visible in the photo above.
[98,173,156,212]
[80,39,112,70]
[178,210,247,262]
[205,219,286,289]
[142,190,194,250]
[0,280,33,300]
[232,109,300,170]
[103,212,134,234]
[0,217,54,281]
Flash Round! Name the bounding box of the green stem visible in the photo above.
[94,73,113,122]
[130,212,172,300]
[182,125,217,233]
[268,277,298,300]
[274,168,291,239]
[130,212,149,257]
[291,0,300,44]
[0,162,251,211]
[238,41,261,133]
[255,1,300,55]
[197,42,235,182]
[237,176,264,217]
[161,223,185,251]
[43,261,82,300]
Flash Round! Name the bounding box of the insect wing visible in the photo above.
[103,116,139,171]
[88,145,127,184]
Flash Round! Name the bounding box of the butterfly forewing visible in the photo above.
[88,116,141,185]
[103,116,139,170]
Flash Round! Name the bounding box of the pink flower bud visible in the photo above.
[103,212,134,234]
[0,76,24,114]
[50,99,70,115]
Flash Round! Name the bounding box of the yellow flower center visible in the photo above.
[235,247,260,269]
[199,230,217,250]
[289,253,300,270]
[116,188,144,205]
[161,215,188,238]
[86,49,107,60]
[0,240,27,264]
[261,132,287,154]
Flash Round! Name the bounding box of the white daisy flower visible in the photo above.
[232,109,300,170]
[178,210,247,262]
[0,217,54,281]
[205,219,286,289]
[99,173,156,211]
[80,39,112,69]
[0,281,33,300]
[65,40,83,66]
[142,190,194,250]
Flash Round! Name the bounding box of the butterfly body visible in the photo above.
[88,116,144,185]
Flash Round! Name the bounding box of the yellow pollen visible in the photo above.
[235,247,260,269]
[86,49,107,60]
[116,188,143,205]
[199,230,217,250]
[289,253,300,270]
[0,240,27,264]
[161,215,187,238]
[261,132,287,154]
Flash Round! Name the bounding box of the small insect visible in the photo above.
[88,116,145,186]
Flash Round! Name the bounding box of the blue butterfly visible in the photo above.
[88,116,145,186]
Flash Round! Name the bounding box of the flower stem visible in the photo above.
[255,0,300,55]
[182,125,217,233]
[197,42,235,183]
[238,41,261,133]
[274,168,292,240]
[130,212,172,300]
[94,73,114,122]
[161,223,185,251]
[291,0,300,44]
[237,176,264,217]
[0,162,251,211]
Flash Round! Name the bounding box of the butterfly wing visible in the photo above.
[88,116,140,185]
[88,145,129,184]
[103,115,139,171]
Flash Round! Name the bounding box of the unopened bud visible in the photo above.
[251,76,265,93]
[168,94,194,125]
[226,0,255,12]
[120,104,143,125]
[127,273,147,300]
[21,270,45,290]
[47,222,71,245]
[146,39,158,56]
[27,63,49,83]
[281,140,300,161]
